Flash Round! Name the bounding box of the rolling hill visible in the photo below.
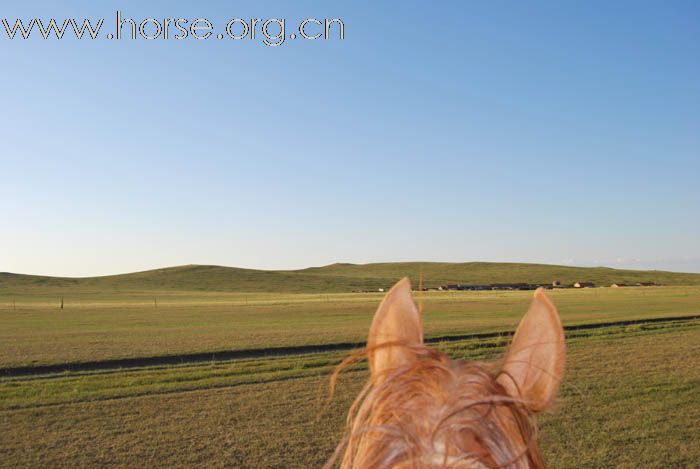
[2,262,700,294]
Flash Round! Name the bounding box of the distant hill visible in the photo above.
[2,262,700,294]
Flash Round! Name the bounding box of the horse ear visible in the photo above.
[497,288,565,412]
[368,277,423,380]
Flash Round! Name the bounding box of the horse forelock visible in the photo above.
[331,346,544,469]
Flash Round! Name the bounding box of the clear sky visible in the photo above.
[2,0,699,276]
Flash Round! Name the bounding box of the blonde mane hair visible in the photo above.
[327,278,565,468]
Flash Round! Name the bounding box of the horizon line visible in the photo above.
[3,260,699,280]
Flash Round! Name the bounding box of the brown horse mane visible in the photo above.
[324,342,544,468]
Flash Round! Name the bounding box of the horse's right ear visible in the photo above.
[367,278,423,380]
[497,288,565,412]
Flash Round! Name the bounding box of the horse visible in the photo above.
[327,278,565,468]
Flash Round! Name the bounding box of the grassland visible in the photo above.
[3,261,700,294]
[1,286,699,368]
[1,265,699,467]
[1,317,698,467]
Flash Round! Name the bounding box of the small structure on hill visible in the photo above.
[439,283,542,291]
[610,282,659,288]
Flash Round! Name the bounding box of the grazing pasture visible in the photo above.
[3,262,700,294]
[1,286,700,368]
[1,315,697,467]
[1,266,699,467]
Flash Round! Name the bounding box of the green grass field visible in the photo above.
[1,316,697,467]
[1,285,699,368]
[3,261,700,293]
[1,264,699,467]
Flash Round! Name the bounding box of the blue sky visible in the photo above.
[1,0,699,276]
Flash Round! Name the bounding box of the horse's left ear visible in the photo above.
[497,288,565,412]
[367,277,423,380]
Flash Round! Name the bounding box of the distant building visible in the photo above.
[439,283,541,291]
[490,283,538,291]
